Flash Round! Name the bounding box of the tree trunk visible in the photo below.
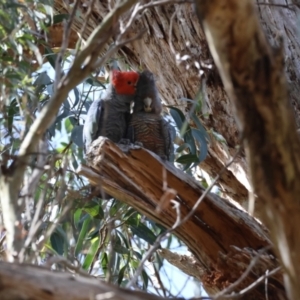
[194,0,300,299]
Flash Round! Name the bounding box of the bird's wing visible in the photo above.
[161,118,175,162]
[83,98,103,152]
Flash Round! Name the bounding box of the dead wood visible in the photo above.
[77,137,286,299]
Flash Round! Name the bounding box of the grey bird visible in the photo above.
[127,70,175,161]
[83,70,140,152]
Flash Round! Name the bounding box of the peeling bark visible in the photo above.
[77,138,286,298]
[53,0,250,208]
[51,1,300,216]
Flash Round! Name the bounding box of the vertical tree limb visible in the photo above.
[194,1,300,299]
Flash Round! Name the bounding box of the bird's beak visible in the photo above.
[143,97,152,112]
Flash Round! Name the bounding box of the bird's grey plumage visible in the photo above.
[83,76,137,153]
[127,70,175,161]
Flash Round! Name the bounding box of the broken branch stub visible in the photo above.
[78,137,285,298]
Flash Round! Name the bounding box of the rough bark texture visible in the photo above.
[51,1,300,215]
[78,137,286,299]
[53,0,250,209]
[194,0,300,299]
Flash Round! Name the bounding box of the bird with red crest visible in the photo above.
[83,68,140,152]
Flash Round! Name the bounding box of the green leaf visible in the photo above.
[34,72,51,87]
[72,87,80,108]
[50,231,64,255]
[116,230,130,248]
[45,14,69,26]
[5,3,27,9]
[169,106,184,132]
[184,129,197,155]
[82,236,100,271]
[176,143,191,153]
[126,218,157,245]
[101,252,108,275]
[117,265,127,285]
[65,117,74,133]
[124,208,137,219]
[113,241,129,255]
[109,201,125,217]
[73,208,82,229]
[7,99,18,134]
[75,215,91,256]
[176,154,199,164]
[192,128,208,163]
[44,46,58,69]
[191,113,208,139]
[142,270,149,289]
[133,250,142,260]
[71,125,84,148]
[154,253,164,271]
[83,202,104,219]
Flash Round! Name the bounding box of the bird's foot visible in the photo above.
[134,141,143,147]
[118,138,131,145]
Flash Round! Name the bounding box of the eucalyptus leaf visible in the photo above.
[34,72,51,87]
[82,236,100,271]
[176,154,199,164]
[191,113,209,139]
[44,46,58,70]
[127,219,157,245]
[50,232,64,255]
[176,143,191,153]
[184,129,197,155]
[75,215,91,256]
[117,265,127,285]
[192,128,208,163]
[72,87,80,109]
[169,106,184,131]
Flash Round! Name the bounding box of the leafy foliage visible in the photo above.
[0,1,203,297]
[169,106,208,170]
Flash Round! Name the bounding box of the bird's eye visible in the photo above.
[128,81,132,85]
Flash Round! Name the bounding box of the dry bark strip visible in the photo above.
[78,138,286,299]
[194,0,300,299]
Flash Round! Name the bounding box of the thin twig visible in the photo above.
[213,248,265,299]
[221,267,281,299]
[55,0,80,91]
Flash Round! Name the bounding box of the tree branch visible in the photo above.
[0,261,177,300]
[77,137,285,298]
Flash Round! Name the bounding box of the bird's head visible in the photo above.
[111,70,140,95]
[134,70,162,114]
